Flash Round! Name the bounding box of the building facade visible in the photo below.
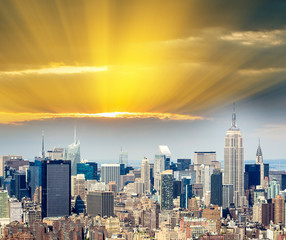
[223,109,244,207]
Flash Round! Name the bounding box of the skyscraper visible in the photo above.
[119,150,128,168]
[223,107,244,207]
[101,164,120,190]
[141,157,151,193]
[160,170,173,211]
[41,160,71,218]
[268,179,280,199]
[87,191,114,217]
[158,145,171,170]
[211,170,223,206]
[154,154,166,192]
[222,184,234,209]
[65,130,81,175]
[256,140,265,186]
[14,172,28,201]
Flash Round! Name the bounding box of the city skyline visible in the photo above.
[0,104,285,164]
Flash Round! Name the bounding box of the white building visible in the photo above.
[86,180,106,192]
[101,164,121,190]
[223,184,234,209]
[141,158,151,193]
[223,108,244,207]
[9,198,22,223]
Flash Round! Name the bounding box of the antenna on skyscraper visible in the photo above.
[74,121,77,144]
[42,130,45,159]
[232,102,237,129]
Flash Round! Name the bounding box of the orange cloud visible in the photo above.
[0,112,204,124]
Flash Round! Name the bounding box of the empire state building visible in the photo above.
[223,108,244,207]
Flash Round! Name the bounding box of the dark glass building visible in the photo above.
[41,160,71,218]
[173,180,181,198]
[76,162,98,180]
[14,172,28,201]
[211,170,222,206]
[177,159,191,171]
[245,163,269,189]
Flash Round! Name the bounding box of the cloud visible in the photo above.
[0,65,108,76]
[0,112,204,124]
[221,29,286,47]
[238,67,286,75]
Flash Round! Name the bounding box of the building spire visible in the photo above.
[231,103,237,129]
[256,138,263,157]
[74,122,77,144]
[42,130,45,159]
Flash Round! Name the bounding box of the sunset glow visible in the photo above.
[0,112,204,124]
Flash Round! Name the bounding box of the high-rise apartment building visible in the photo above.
[274,195,284,224]
[223,108,244,207]
[160,170,173,211]
[87,191,114,217]
[41,160,71,218]
[101,164,120,190]
[141,158,151,193]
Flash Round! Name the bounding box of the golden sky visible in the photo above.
[0,0,286,124]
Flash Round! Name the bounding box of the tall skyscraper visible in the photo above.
[256,140,265,186]
[160,170,173,211]
[154,154,166,192]
[119,150,128,168]
[41,160,71,218]
[65,129,81,176]
[158,145,171,170]
[29,160,43,203]
[141,157,151,193]
[101,164,120,190]
[223,107,244,207]
[87,191,114,217]
[211,170,223,206]
[14,172,28,201]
